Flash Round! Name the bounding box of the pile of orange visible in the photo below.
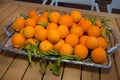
[11,10,109,64]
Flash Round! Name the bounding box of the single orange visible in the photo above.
[70,10,81,22]
[65,33,79,47]
[39,40,53,52]
[25,18,36,27]
[12,18,26,31]
[74,44,88,59]
[47,29,61,43]
[11,33,25,48]
[57,25,69,38]
[87,26,100,37]
[85,36,98,49]
[59,43,73,55]
[70,25,83,37]
[46,23,58,30]
[95,20,102,27]
[91,47,107,63]
[49,11,61,24]
[97,37,108,49]
[79,35,88,44]
[35,28,47,41]
[37,16,48,23]
[53,39,65,51]
[59,14,73,27]
[28,10,38,18]
[23,26,35,38]
[34,25,44,32]
[26,38,36,45]
[78,19,92,33]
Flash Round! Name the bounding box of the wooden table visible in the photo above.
[0,0,120,80]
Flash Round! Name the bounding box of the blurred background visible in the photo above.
[15,0,120,14]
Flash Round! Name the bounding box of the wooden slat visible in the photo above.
[100,18,119,80]
[0,1,12,12]
[22,58,43,80]
[82,66,99,80]
[1,54,28,80]
[0,51,16,79]
[43,63,64,80]
[62,63,81,80]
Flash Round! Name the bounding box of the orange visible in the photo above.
[97,37,108,49]
[20,28,24,35]
[28,10,38,18]
[59,43,73,55]
[39,40,53,52]
[46,23,58,30]
[11,33,25,48]
[70,10,81,22]
[47,29,61,43]
[100,27,107,36]
[85,36,98,49]
[12,18,25,31]
[79,35,88,44]
[42,11,48,17]
[34,25,44,32]
[26,38,36,45]
[25,18,36,27]
[74,44,88,59]
[78,19,92,33]
[37,16,48,23]
[95,20,102,27]
[59,15,73,27]
[31,15,39,21]
[57,25,69,38]
[91,47,107,63]
[35,28,47,41]
[87,26,100,37]
[70,25,83,37]
[53,39,65,51]
[49,11,61,23]
[65,33,79,47]
[23,26,35,38]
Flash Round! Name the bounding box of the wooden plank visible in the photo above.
[62,63,81,80]
[43,63,64,80]
[0,3,18,23]
[0,51,16,79]
[0,2,12,13]
[1,54,28,80]
[100,18,119,80]
[82,66,99,80]
[22,58,43,80]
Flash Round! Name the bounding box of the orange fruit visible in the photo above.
[34,28,47,41]
[85,36,98,49]
[12,18,25,31]
[100,27,107,36]
[20,28,24,35]
[70,10,81,22]
[37,16,48,23]
[53,39,65,51]
[49,11,61,23]
[87,26,100,37]
[59,15,73,27]
[78,19,92,33]
[95,20,102,27]
[65,33,79,47]
[23,26,35,38]
[79,35,88,44]
[28,10,38,18]
[47,29,61,43]
[31,15,39,21]
[74,44,88,59]
[46,23,58,30]
[11,33,25,48]
[57,25,69,38]
[42,11,48,17]
[70,25,83,37]
[26,38,36,45]
[39,40,53,52]
[25,18,36,27]
[59,43,73,55]
[91,47,107,63]
[34,25,44,32]
[98,37,108,49]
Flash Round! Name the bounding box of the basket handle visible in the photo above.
[107,29,120,54]
[3,18,15,37]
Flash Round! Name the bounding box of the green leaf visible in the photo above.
[49,61,54,70]
[37,22,49,27]
[100,30,109,42]
[39,59,48,73]
[27,49,32,63]
[20,13,28,19]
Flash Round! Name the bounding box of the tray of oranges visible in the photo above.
[0,10,120,75]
